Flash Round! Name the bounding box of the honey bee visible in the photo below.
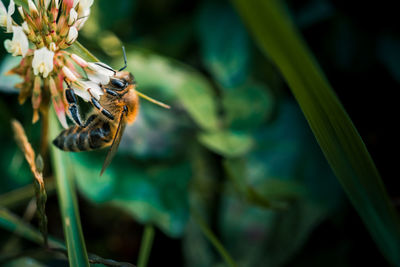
[53,49,169,175]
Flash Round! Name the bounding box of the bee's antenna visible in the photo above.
[118,46,128,71]
[135,90,171,109]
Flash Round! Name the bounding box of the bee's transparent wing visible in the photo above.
[100,110,126,176]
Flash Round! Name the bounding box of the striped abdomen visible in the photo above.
[53,117,113,152]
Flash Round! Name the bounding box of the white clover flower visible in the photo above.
[81,80,103,99]
[62,66,78,82]
[4,26,29,57]
[32,47,54,78]
[74,0,93,29]
[3,0,98,126]
[0,0,15,33]
[87,62,114,85]
[68,8,78,26]
[70,80,102,102]
[66,26,78,44]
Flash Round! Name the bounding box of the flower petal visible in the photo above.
[32,47,54,77]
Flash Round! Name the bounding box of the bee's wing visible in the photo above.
[100,110,127,176]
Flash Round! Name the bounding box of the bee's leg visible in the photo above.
[103,87,119,97]
[83,114,97,127]
[64,81,83,126]
[89,94,115,120]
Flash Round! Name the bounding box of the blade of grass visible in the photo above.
[232,0,400,265]
[49,111,90,266]
[137,225,155,267]
[192,209,237,267]
[0,208,64,248]
[0,179,55,208]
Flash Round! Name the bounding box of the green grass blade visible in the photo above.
[0,208,64,249]
[137,225,155,267]
[49,111,90,267]
[192,209,237,267]
[232,0,400,265]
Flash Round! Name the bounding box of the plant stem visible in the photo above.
[137,224,155,267]
[192,209,237,267]
[49,111,90,267]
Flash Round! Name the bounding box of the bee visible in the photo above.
[53,48,169,175]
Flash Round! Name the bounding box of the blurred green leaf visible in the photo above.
[198,130,253,158]
[71,152,191,237]
[233,0,400,264]
[49,112,90,267]
[196,2,250,88]
[119,103,191,159]
[222,82,274,130]
[0,55,22,93]
[0,145,32,195]
[224,158,305,210]
[124,50,220,131]
[3,257,46,267]
[218,101,342,266]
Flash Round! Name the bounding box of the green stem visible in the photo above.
[49,111,90,267]
[137,224,155,267]
[192,209,237,267]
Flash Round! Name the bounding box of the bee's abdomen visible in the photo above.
[53,122,112,152]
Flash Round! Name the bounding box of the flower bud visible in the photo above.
[66,26,78,44]
[70,53,88,68]
[62,66,78,82]
[68,8,77,26]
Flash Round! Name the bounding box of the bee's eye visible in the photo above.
[111,78,126,89]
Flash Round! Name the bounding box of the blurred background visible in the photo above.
[0,0,398,266]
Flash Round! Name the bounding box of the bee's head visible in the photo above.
[111,71,136,90]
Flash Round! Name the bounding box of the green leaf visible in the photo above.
[124,51,220,131]
[0,55,22,93]
[198,130,253,157]
[71,152,191,237]
[219,102,343,266]
[49,111,89,267]
[222,82,274,130]
[196,2,250,88]
[232,0,400,264]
